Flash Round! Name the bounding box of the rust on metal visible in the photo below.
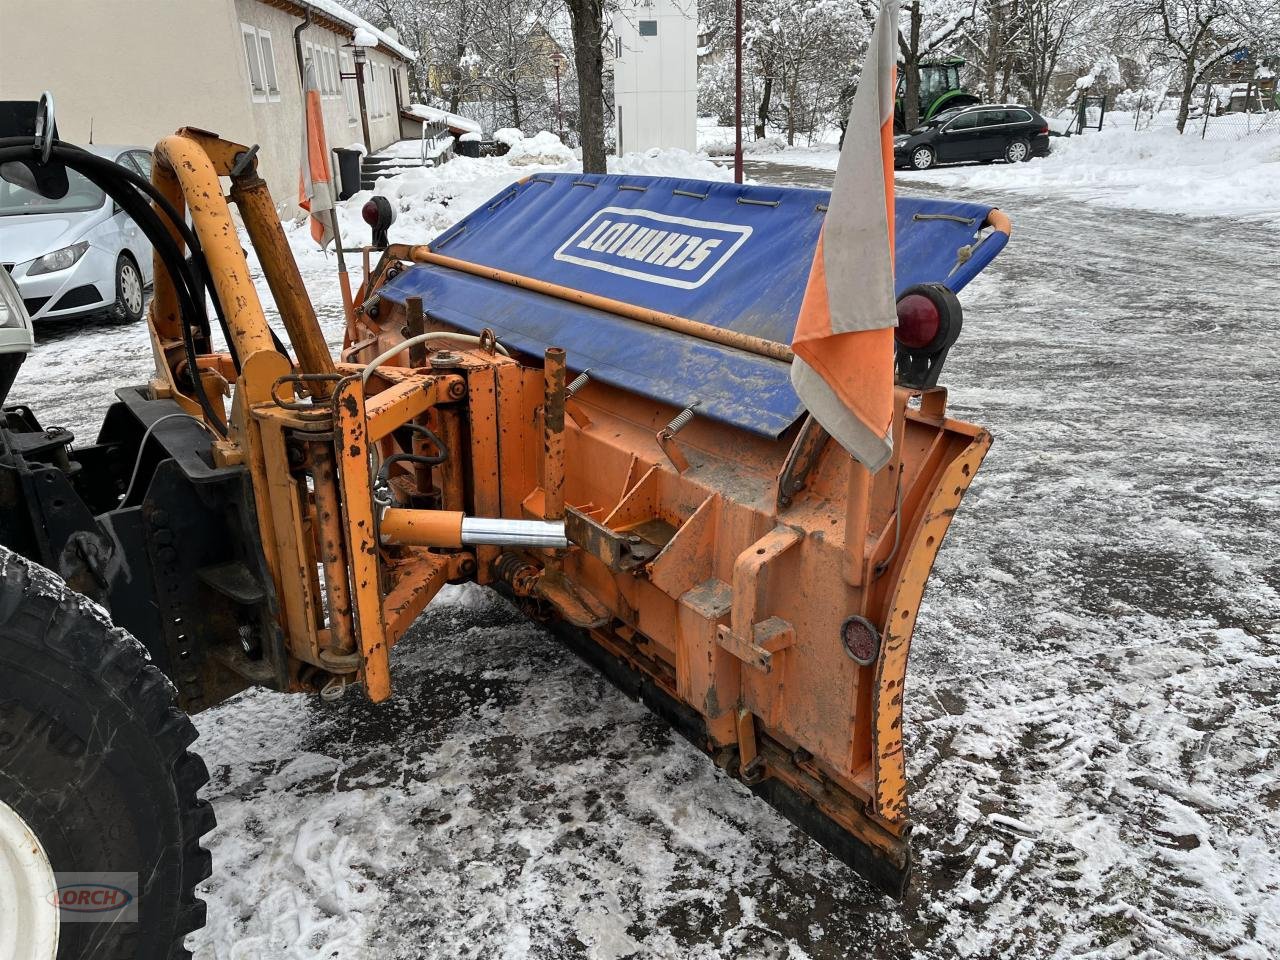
[543,347,566,522]
[332,376,392,701]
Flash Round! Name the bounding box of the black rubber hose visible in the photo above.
[0,137,241,372]
[0,139,230,434]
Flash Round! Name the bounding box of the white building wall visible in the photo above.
[611,0,697,154]
[0,0,253,150]
[0,0,412,215]
[233,0,409,210]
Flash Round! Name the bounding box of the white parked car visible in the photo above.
[0,145,154,323]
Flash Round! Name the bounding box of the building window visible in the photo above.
[341,52,358,122]
[327,48,340,98]
[242,23,280,102]
[638,20,657,36]
[370,63,384,117]
[259,33,280,98]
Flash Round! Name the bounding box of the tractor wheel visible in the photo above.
[0,547,213,959]
[1005,139,1031,163]
[910,145,936,170]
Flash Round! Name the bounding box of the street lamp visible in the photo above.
[550,50,567,143]
[342,32,375,152]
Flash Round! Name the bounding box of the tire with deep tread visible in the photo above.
[0,547,213,959]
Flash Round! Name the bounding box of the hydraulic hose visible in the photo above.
[0,137,234,435]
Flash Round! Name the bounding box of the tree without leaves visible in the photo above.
[1128,0,1280,132]
[563,0,608,172]
[897,0,979,131]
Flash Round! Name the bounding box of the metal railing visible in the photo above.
[420,120,448,163]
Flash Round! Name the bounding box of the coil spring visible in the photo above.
[665,401,700,435]
[566,370,591,396]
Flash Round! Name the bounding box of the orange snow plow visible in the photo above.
[0,80,1006,960]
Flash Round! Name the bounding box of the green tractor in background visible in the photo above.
[895,57,980,132]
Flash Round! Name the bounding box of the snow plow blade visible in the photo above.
[353,174,1007,894]
[0,120,1013,957]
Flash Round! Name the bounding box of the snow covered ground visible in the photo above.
[760,113,1280,228]
[7,140,1278,959]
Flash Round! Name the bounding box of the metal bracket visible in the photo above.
[230,144,260,178]
[776,415,829,509]
[565,507,660,573]
[716,616,795,673]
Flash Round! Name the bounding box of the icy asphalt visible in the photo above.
[8,161,1278,959]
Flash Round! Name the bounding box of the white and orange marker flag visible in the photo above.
[299,60,335,251]
[790,0,899,471]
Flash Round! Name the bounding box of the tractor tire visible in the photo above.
[0,547,213,959]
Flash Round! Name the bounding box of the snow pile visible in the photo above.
[906,118,1280,225]
[492,127,526,147]
[609,147,733,181]
[700,132,794,156]
[765,117,1280,227]
[504,131,574,166]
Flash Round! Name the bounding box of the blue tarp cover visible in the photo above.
[378,173,1007,438]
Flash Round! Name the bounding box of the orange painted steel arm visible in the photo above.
[332,377,391,701]
[229,171,338,396]
[387,244,795,363]
[153,134,278,363]
[148,157,187,343]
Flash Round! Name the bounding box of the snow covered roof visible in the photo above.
[403,103,482,136]
[292,0,418,62]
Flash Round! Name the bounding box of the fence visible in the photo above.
[1191,75,1278,140]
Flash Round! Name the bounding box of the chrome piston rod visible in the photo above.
[461,517,568,549]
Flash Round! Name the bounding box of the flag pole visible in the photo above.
[733,0,743,183]
[327,151,357,340]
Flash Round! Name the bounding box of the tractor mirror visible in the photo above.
[0,95,69,201]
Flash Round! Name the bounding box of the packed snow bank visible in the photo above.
[761,115,1280,227]
[901,116,1280,225]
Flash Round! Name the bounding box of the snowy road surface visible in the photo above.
[8,161,1278,959]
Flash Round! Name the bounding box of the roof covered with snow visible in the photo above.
[403,104,482,136]
[294,0,417,62]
